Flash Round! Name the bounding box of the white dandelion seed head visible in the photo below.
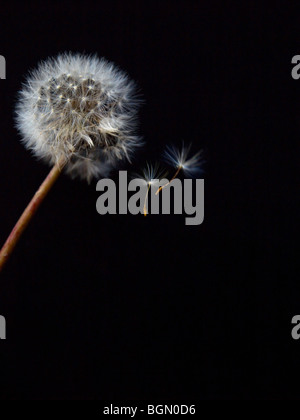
[164,142,203,176]
[134,162,167,185]
[15,52,142,182]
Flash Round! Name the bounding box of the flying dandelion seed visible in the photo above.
[0,52,141,272]
[156,142,203,195]
[134,163,166,216]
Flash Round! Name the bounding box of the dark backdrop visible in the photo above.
[0,0,299,400]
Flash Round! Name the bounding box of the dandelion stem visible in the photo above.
[155,166,182,195]
[0,158,66,273]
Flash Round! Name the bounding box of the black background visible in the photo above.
[0,0,299,400]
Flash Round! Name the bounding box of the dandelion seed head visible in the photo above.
[15,52,142,182]
[164,142,203,176]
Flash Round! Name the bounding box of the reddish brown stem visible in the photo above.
[0,159,65,273]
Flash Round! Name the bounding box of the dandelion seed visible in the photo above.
[156,142,203,194]
[134,163,166,216]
